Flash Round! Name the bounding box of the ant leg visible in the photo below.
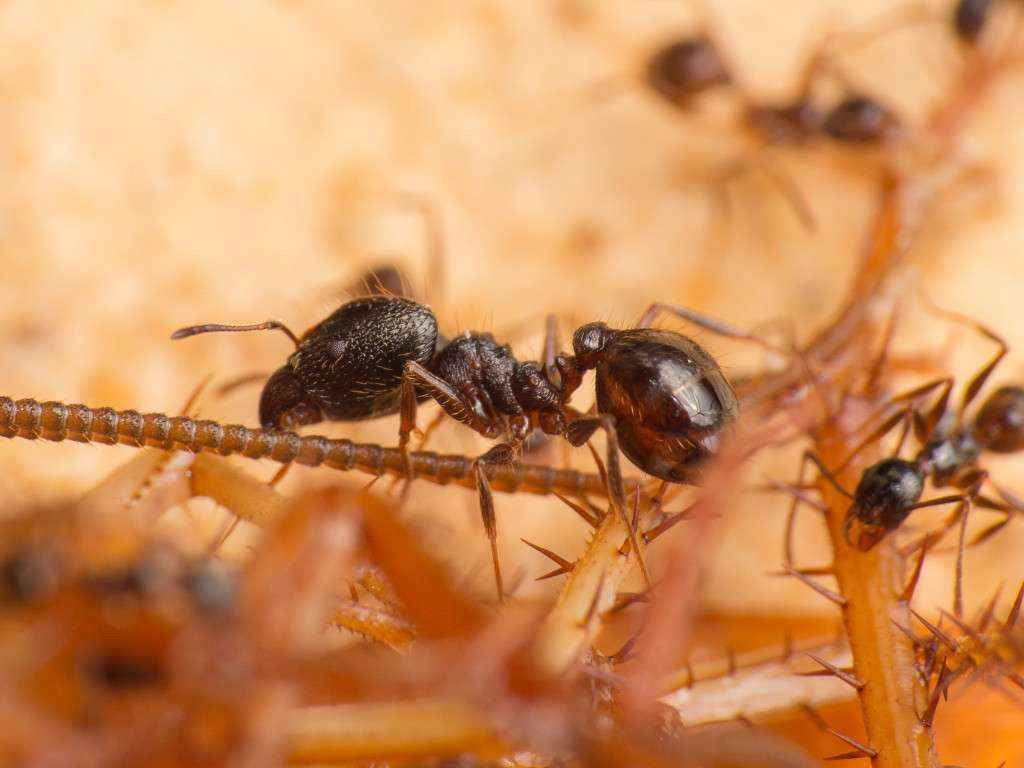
[414,409,447,452]
[543,314,563,385]
[567,414,652,587]
[739,152,817,232]
[473,461,504,602]
[800,450,855,500]
[635,302,784,354]
[215,371,269,399]
[401,361,496,439]
[470,440,526,603]
[842,377,955,467]
[918,297,1008,424]
[833,404,920,475]
[394,192,446,306]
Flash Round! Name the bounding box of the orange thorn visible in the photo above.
[1004,581,1024,632]
[606,590,651,614]
[910,608,958,651]
[804,652,865,690]
[521,538,574,570]
[977,582,1004,633]
[825,751,874,761]
[901,537,930,603]
[826,729,877,759]
[643,502,700,543]
[552,491,600,528]
[784,565,847,607]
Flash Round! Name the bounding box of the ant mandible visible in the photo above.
[793,304,1022,565]
[173,297,773,599]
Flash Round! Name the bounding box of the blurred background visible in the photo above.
[0,0,1022,761]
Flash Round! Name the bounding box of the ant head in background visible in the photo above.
[646,36,732,107]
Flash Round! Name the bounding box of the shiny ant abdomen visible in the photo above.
[558,324,739,483]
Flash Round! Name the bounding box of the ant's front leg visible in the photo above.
[399,360,501,475]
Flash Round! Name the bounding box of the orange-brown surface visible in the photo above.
[1,0,1022,763]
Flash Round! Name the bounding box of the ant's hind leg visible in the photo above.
[635,302,784,354]
[567,414,652,588]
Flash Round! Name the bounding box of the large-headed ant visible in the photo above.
[794,305,1022,563]
[173,297,770,598]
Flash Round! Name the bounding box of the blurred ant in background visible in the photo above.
[641,9,908,231]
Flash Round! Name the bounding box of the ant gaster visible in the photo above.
[799,308,1022,553]
[174,297,768,598]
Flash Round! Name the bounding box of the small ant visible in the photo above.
[173,297,772,598]
[639,23,902,231]
[794,305,1022,556]
[644,26,903,148]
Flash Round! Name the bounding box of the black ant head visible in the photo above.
[258,365,323,430]
[646,36,732,107]
[843,458,924,551]
[973,385,1024,453]
[822,95,900,144]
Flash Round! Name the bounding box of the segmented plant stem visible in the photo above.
[0,396,608,498]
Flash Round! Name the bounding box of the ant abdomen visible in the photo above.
[579,326,739,482]
[822,96,901,144]
[261,297,438,429]
[972,385,1024,453]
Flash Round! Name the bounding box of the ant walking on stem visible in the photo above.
[173,293,779,601]
[783,301,1023,613]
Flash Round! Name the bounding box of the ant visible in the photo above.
[645,28,903,147]
[172,296,774,599]
[640,19,903,231]
[791,304,1022,564]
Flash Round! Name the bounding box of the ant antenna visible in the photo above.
[170,320,301,349]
